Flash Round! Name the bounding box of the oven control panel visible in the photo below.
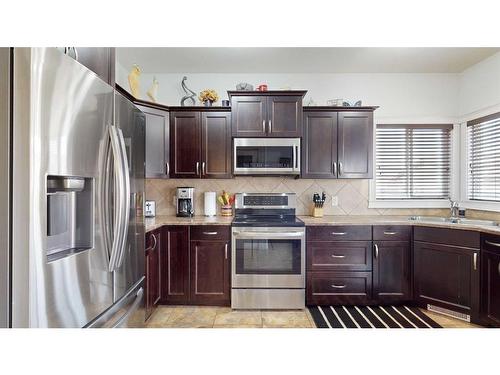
[236,193,296,209]
[243,195,288,207]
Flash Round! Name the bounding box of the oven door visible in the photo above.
[233,138,300,175]
[231,227,305,288]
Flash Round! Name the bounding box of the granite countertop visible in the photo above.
[145,214,500,236]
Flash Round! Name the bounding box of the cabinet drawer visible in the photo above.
[307,225,372,241]
[190,225,230,241]
[482,233,500,255]
[307,241,372,271]
[414,226,479,249]
[373,225,411,241]
[306,271,372,305]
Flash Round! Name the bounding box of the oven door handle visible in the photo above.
[233,231,304,238]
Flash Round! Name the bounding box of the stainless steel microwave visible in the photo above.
[233,138,301,175]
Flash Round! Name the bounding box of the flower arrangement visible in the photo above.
[199,89,219,104]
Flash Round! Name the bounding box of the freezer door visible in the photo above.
[85,277,145,328]
[113,91,146,302]
[11,48,114,327]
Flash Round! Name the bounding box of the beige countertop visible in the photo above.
[145,214,500,236]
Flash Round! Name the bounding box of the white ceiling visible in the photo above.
[116,47,500,74]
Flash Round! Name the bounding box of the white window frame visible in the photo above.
[369,118,460,209]
[459,108,500,212]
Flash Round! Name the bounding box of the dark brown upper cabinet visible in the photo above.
[69,47,115,85]
[338,111,373,178]
[228,91,306,137]
[170,108,231,179]
[136,104,170,179]
[302,107,377,179]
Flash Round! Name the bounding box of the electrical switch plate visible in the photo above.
[331,196,338,206]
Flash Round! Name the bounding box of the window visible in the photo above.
[467,112,500,202]
[375,124,452,200]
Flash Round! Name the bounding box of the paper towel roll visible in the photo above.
[204,192,216,217]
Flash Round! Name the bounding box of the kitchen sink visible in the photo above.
[409,216,499,227]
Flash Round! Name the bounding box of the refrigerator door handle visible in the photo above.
[114,127,131,269]
[99,127,114,265]
[108,125,128,272]
[111,287,143,328]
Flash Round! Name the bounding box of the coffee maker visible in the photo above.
[175,187,195,217]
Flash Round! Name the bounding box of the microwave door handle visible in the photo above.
[294,145,298,169]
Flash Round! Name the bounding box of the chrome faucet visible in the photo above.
[449,198,460,219]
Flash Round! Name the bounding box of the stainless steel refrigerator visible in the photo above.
[0,47,145,328]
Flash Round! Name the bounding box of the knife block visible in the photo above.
[312,206,324,218]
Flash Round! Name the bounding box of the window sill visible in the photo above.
[368,200,451,209]
[460,201,500,213]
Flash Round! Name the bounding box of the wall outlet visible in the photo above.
[331,196,338,207]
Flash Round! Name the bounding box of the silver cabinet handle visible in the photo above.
[498,261,500,276]
[331,254,345,258]
[331,232,346,236]
[374,243,379,259]
[485,240,500,248]
[262,120,266,133]
[196,161,200,175]
[331,284,346,289]
[146,233,157,252]
[165,162,170,176]
[384,231,397,235]
[269,120,272,133]
[338,161,343,176]
[202,161,206,176]
[333,162,337,176]
[225,243,228,260]
[473,252,478,271]
[202,231,218,235]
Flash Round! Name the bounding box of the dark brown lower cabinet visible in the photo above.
[161,226,190,304]
[145,229,161,320]
[481,250,500,326]
[373,241,411,303]
[190,240,230,306]
[306,271,372,305]
[413,241,480,321]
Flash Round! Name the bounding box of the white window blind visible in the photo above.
[376,124,452,200]
[467,112,500,202]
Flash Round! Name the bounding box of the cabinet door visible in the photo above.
[201,112,232,179]
[337,111,373,178]
[170,111,201,178]
[231,95,267,137]
[267,96,303,137]
[373,241,411,302]
[414,241,479,319]
[73,47,115,85]
[137,105,169,179]
[145,230,161,319]
[481,250,500,326]
[302,111,337,178]
[162,226,190,304]
[190,240,230,306]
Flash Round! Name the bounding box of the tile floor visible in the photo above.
[146,305,481,328]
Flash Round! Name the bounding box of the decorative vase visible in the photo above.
[220,205,232,216]
[204,100,213,107]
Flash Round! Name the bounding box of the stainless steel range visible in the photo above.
[231,193,305,309]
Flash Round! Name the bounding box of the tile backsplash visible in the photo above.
[145,177,450,217]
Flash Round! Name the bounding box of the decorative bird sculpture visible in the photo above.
[180,76,196,106]
[147,76,159,103]
[128,64,141,98]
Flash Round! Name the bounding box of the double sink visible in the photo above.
[409,216,499,227]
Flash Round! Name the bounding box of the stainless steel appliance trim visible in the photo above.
[111,287,143,328]
[231,226,305,289]
[234,192,297,210]
[232,231,304,238]
[99,127,113,263]
[231,288,305,310]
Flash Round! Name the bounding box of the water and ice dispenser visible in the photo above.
[46,175,93,261]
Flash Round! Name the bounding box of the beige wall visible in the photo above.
[146,177,450,217]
